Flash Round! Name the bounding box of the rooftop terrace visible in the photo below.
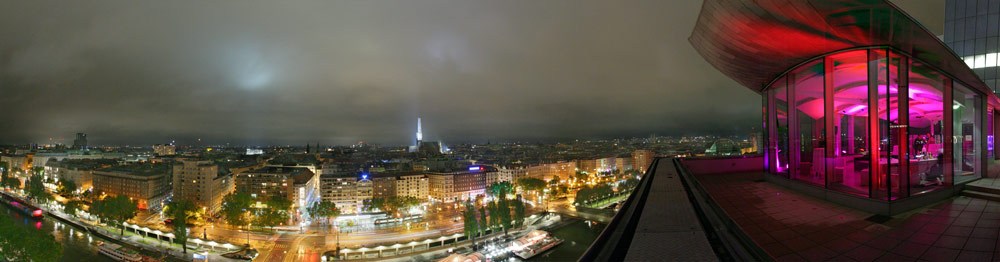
[584,157,1000,261]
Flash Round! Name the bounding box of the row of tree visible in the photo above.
[574,176,641,206]
[306,201,340,225]
[166,200,195,253]
[56,179,78,196]
[91,195,139,236]
[26,174,52,203]
[574,184,615,205]
[362,196,420,217]
[219,192,294,231]
[463,182,527,251]
[516,178,546,193]
[0,162,19,189]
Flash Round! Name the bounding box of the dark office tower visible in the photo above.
[944,0,1000,92]
[72,133,88,150]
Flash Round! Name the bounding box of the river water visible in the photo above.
[0,202,114,262]
[527,219,606,261]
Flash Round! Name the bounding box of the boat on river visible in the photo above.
[97,241,143,262]
[0,190,43,219]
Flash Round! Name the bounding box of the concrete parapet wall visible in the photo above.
[681,156,763,175]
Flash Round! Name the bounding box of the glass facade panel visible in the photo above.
[772,77,790,177]
[790,61,825,186]
[763,48,987,201]
[875,51,905,200]
[988,106,994,159]
[954,83,983,183]
[908,59,948,196]
[829,50,870,197]
[764,90,770,173]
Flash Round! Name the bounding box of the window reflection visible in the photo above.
[953,83,982,184]
[762,48,985,200]
[908,59,947,196]
[791,61,825,186]
[772,77,790,177]
[828,50,870,197]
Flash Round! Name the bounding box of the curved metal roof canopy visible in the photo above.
[689,0,990,96]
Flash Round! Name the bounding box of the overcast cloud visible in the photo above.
[0,0,943,146]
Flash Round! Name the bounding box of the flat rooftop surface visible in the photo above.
[693,171,1000,261]
[624,159,717,261]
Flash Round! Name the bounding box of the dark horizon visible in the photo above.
[7,131,752,148]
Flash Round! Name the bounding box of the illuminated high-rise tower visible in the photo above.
[416,117,423,143]
[73,133,88,150]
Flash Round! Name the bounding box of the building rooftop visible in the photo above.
[96,163,169,177]
[430,166,499,175]
[46,158,118,170]
[248,166,314,184]
[588,157,1000,261]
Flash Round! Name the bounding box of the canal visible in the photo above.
[529,218,605,261]
[0,201,114,262]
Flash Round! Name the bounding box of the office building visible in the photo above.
[428,166,493,202]
[93,164,171,211]
[615,157,633,173]
[371,175,396,199]
[235,166,319,222]
[172,159,235,213]
[394,173,429,200]
[320,172,362,214]
[44,158,116,191]
[497,166,528,184]
[73,133,88,150]
[0,153,33,172]
[631,150,654,174]
[153,144,176,156]
[356,178,373,208]
[945,0,1000,92]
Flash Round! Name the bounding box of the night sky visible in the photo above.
[0,1,944,146]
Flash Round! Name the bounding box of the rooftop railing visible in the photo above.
[579,157,769,261]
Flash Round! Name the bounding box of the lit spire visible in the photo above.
[416,117,423,142]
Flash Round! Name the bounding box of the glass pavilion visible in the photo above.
[763,48,985,200]
[691,0,1000,207]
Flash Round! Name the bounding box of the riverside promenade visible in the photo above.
[0,189,242,262]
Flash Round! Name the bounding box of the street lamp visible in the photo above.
[334,225,341,259]
[246,211,252,245]
[247,223,252,245]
